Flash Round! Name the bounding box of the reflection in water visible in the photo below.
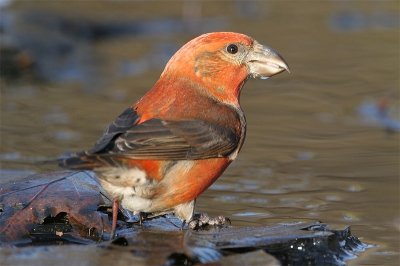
[119,42,180,78]
[329,1,400,32]
[52,130,82,141]
[357,98,400,132]
[232,212,269,217]
[234,0,268,19]
[329,11,399,32]
[0,169,36,181]
[43,109,70,124]
[0,9,227,90]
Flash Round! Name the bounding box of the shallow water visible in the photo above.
[1,1,399,265]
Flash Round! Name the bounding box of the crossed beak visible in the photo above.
[245,41,290,78]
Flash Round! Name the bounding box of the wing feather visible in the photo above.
[100,118,239,160]
[87,109,239,160]
[61,106,241,169]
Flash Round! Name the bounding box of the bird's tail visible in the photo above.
[56,152,127,171]
[41,152,100,170]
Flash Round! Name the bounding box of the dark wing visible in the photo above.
[91,107,142,153]
[60,106,240,170]
[94,118,239,160]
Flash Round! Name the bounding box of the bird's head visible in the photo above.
[160,32,289,105]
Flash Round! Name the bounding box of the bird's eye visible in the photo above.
[226,44,238,54]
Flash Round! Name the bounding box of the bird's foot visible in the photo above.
[188,212,231,230]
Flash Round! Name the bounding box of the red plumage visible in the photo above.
[60,32,289,227]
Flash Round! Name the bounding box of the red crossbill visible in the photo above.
[60,32,289,230]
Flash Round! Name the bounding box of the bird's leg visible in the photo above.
[138,212,147,225]
[110,198,119,239]
[188,212,231,230]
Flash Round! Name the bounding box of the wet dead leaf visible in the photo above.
[0,170,111,242]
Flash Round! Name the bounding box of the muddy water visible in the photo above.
[1,1,399,265]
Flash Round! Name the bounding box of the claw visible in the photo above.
[211,215,231,226]
[224,216,231,226]
[181,220,187,231]
[188,213,231,230]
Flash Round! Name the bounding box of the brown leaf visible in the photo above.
[0,170,111,242]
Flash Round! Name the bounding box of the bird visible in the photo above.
[59,32,289,231]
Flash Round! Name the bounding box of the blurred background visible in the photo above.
[0,0,399,264]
